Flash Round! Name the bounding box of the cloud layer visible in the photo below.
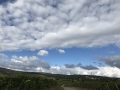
[0,0,120,51]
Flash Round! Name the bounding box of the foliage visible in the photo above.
[58,79,120,90]
[0,74,58,90]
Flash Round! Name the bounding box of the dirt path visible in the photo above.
[63,87,78,90]
[61,84,80,90]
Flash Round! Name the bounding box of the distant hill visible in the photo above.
[0,67,22,75]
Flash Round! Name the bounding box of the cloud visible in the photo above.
[65,64,75,68]
[65,63,98,70]
[44,66,120,77]
[0,55,50,71]
[81,65,99,70]
[96,55,120,68]
[37,50,49,56]
[0,53,8,58]
[0,0,120,51]
[58,49,65,53]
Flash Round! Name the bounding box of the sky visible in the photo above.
[0,0,120,77]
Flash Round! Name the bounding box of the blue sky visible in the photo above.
[0,0,120,77]
[2,44,119,66]
[0,0,9,4]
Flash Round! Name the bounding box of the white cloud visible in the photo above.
[43,66,120,78]
[0,53,8,58]
[0,55,50,71]
[37,50,49,56]
[0,0,120,51]
[58,49,65,53]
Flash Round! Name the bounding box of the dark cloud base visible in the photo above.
[96,55,120,69]
[65,63,98,70]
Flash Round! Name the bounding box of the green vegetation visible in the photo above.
[0,74,58,90]
[57,77,120,90]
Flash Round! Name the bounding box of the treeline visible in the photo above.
[0,74,58,90]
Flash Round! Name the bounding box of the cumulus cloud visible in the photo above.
[0,0,120,51]
[58,49,65,53]
[0,55,50,71]
[43,66,120,77]
[37,50,49,56]
[96,55,120,68]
